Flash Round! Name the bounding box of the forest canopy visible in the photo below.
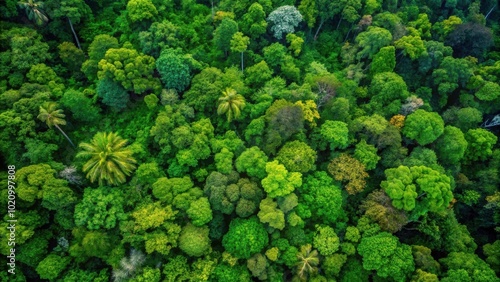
[0,0,499,281]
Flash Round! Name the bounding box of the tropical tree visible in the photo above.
[296,244,319,281]
[217,88,246,122]
[37,102,75,148]
[17,0,48,26]
[76,132,137,186]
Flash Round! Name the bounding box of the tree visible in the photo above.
[81,35,119,82]
[328,154,368,195]
[440,252,498,282]
[37,102,75,147]
[186,197,213,226]
[297,171,344,225]
[358,232,415,281]
[36,254,71,280]
[312,120,349,151]
[356,27,393,60]
[74,187,127,230]
[230,32,250,71]
[267,5,303,40]
[126,0,157,23]
[217,88,246,122]
[139,20,180,57]
[235,146,269,179]
[222,217,269,259]
[97,78,130,111]
[214,18,238,57]
[402,109,444,145]
[354,139,380,170]
[446,23,493,60]
[261,160,302,198]
[60,89,99,123]
[258,197,286,230]
[313,225,340,256]
[241,3,268,38]
[276,140,317,173]
[296,244,319,281]
[368,72,410,117]
[76,132,137,186]
[360,190,408,233]
[381,165,453,218]
[464,128,497,162]
[434,126,468,165]
[97,47,161,94]
[370,46,396,75]
[394,30,428,60]
[156,48,191,92]
[178,224,211,257]
[17,0,48,26]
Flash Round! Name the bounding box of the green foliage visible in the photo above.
[61,89,100,122]
[370,46,396,75]
[77,132,137,185]
[97,47,161,94]
[297,171,344,225]
[356,26,393,60]
[258,197,286,230]
[126,0,157,23]
[354,139,380,170]
[81,35,119,82]
[222,217,269,259]
[464,128,498,162]
[178,224,211,257]
[139,20,180,57]
[235,146,269,179]
[187,197,213,226]
[358,232,415,281]
[262,160,302,198]
[214,18,239,55]
[381,165,453,218]
[36,254,71,280]
[156,48,191,92]
[440,252,498,282]
[74,187,127,230]
[434,126,467,165]
[312,120,349,151]
[402,110,444,145]
[313,225,340,256]
[276,140,317,173]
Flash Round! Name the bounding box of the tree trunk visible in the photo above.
[344,24,354,42]
[485,4,497,20]
[241,52,244,72]
[68,17,81,50]
[55,124,76,148]
[336,17,343,30]
[313,19,325,41]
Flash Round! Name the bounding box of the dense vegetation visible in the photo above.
[1,0,500,281]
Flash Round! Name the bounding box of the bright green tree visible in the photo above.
[276,140,317,173]
[214,17,238,56]
[358,232,415,281]
[464,128,498,162]
[217,88,246,122]
[434,126,468,165]
[76,132,137,186]
[222,217,269,259]
[402,109,444,145]
[230,32,250,71]
[178,224,211,257]
[37,102,75,148]
[381,165,453,218]
[126,0,157,23]
[261,160,302,198]
[74,187,127,230]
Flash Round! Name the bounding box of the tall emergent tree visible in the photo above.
[37,102,75,148]
[217,88,246,122]
[17,0,48,26]
[76,132,137,186]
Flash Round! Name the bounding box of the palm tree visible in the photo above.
[296,244,319,281]
[76,132,137,186]
[17,0,48,26]
[217,88,246,122]
[38,102,75,148]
